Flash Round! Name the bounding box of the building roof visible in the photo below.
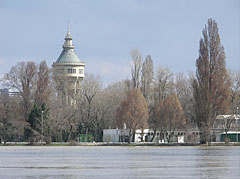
[220,131,240,134]
[216,115,240,120]
[56,49,81,64]
[55,26,83,64]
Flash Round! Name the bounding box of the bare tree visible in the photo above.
[192,19,231,145]
[49,99,77,142]
[141,55,154,100]
[77,74,103,140]
[130,48,142,89]
[35,60,50,107]
[0,94,16,145]
[174,73,195,124]
[4,62,37,122]
[116,88,149,143]
[154,66,174,103]
[101,81,127,129]
[229,71,240,113]
[220,115,237,143]
[148,66,173,141]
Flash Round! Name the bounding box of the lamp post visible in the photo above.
[41,110,44,145]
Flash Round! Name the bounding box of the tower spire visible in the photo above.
[63,21,74,49]
[68,20,70,34]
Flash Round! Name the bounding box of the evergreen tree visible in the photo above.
[24,104,49,144]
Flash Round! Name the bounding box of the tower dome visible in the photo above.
[55,25,82,64]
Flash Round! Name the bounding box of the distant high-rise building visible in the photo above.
[0,88,9,96]
[52,24,85,105]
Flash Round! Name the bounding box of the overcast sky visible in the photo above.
[0,0,239,85]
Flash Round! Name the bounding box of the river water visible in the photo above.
[0,146,239,179]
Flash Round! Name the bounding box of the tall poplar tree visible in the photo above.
[141,55,154,100]
[130,49,142,89]
[192,19,231,144]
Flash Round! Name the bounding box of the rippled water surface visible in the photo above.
[0,146,239,179]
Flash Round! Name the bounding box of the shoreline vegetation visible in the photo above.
[1,142,240,147]
[0,19,239,146]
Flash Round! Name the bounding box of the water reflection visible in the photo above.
[0,146,239,178]
[195,147,240,179]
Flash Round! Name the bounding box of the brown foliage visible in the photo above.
[116,88,149,141]
[155,94,185,142]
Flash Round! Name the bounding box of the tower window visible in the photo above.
[57,68,64,74]
[79,69,84,74]
[67,69,76,74]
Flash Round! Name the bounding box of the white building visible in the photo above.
[213,114,240,142]
[52,25,85,105]
[103,129,129,143]
[103,128,200,144]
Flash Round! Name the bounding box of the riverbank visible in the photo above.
[1,142,240,146]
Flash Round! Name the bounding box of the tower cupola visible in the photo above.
[63,23,74,50]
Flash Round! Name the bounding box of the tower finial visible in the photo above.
[68,20,70,33]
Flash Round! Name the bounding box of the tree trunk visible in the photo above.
[160,131,164,142]
[140,129,144,142]
[132,131,135,142]
[128,129,131,144]
[85,127,89,142]
[167,136,170,143]
[200,128,211,145]
[225,130,229,143]
[150,129,156,142]
[66,125,73,142]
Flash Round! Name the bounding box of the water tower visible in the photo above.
[52,25,85,105]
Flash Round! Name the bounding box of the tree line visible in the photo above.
[0,19,239,145]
